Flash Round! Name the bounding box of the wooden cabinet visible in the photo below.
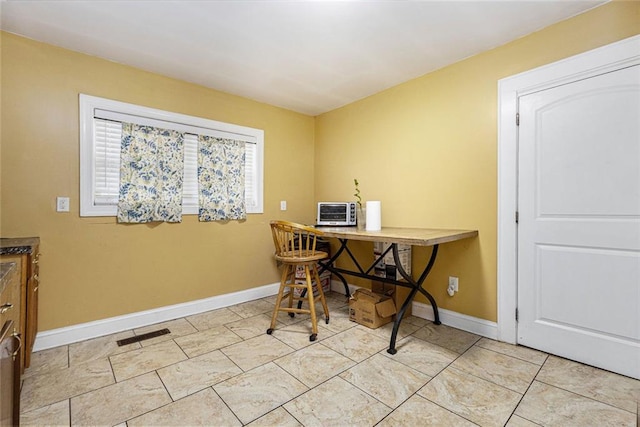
[25,251,39,369]
[0,321,20,427]
[0,237,40,372]
[0,263,20,333]
[1,262,21,426]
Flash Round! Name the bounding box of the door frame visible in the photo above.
[496,35,640,344]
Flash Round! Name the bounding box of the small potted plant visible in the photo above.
[354,178,366,230]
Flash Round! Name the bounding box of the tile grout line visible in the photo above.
[219,308,379,424]
[336,327,481,426]
[412,335,485,427]
[20,293,639,426]
[533,377,639,416]
[502,353,549,426]
[377,335,482,427]
[22,314,469,425]
[209,385,243,426]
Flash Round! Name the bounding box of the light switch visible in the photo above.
[56,197,70,212]
[280,201,287,211]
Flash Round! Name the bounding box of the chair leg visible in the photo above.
[286,265,295,316]
[269,262,326,341]
[267,266,289,334]
[312,265,330,324]
[305,265,319,341]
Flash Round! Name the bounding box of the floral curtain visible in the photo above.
[117,123,185,223]
[198,136,246,221]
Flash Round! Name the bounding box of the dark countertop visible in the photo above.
[0,237,40,255]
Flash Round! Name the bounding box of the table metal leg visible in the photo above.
[418,244,441,325]
[319,239,351,298]
[387,244,441,354]
[298,239,351,311]
[314,238,442,355]
[387,284,419,354]
[395,244,441,324]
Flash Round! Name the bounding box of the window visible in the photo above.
[79,94,264,217]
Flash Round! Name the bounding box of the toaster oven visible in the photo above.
[317,202,357,226]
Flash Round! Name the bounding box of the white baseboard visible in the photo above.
[35,280,497,352]
[330,279,358,296]
[33,282,281,351]
[331,279,497,340]
[411,301,498,339]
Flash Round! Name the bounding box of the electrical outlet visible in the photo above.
[280,200,287,211]
[56,197,70,212]
[448,276,459,292]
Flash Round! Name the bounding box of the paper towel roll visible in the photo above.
[365,201,381,231]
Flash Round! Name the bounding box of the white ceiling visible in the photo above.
[1,0,606,116]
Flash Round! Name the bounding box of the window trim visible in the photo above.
[79,94,264,217]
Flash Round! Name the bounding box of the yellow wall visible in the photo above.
[1,1,638,332]
[314,1,640,321]
[1,33,316,330]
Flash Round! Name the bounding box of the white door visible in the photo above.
[517,65,640,379]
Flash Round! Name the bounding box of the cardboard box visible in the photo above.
[349,288,397,329]
[372,242,413,316]
[295,265,330,279]
[371,282,413,317]
[373,242,412,278]
[293,270,331,297]
[371,281,394,296]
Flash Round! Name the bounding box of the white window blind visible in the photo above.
[183,133,199,209]
[80,94,264,217]
[245,139,258,211]
[94,119,122,206]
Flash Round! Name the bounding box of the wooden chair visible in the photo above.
[267,220,330,341]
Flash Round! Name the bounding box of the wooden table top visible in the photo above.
[313,227,478,247]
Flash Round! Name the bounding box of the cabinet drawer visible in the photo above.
[0,319,20,426]
[1,237,40,373]
[0,264,19,333]
[25,252,40,368]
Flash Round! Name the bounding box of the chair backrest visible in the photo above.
[270,220,327,262]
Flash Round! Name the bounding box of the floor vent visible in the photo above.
[117,328,171,346]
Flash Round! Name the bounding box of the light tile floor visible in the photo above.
[20,292,640,426]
